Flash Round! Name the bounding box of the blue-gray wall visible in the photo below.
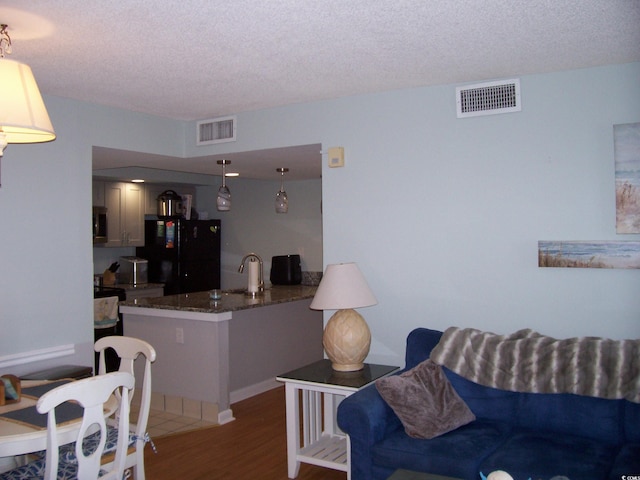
[194,178,323,290]
[1,63,638,373]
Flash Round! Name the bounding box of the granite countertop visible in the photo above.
[120,284,318,314]
[119,283,165,291]
[98,282,164,291]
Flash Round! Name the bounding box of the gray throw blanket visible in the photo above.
[429,327,640,403]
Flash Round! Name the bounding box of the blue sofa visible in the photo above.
[337,327,640,480]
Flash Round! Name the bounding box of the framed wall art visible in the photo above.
[615,122,640,233]
[538,241,640,269]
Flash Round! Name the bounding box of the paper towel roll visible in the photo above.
[248,260,259,293]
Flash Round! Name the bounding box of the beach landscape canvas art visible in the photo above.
[615,122,640,233]
[538,241,640,269]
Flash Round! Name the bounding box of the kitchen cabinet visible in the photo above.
[92,181,105,207]
[104,182,145,247]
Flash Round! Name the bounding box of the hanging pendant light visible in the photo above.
[217,159,231,211]
[0,24,56,187]
[275,167,289,214]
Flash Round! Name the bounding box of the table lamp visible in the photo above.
[310,263,378,371]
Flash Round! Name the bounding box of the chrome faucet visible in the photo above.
[238,253,264,294]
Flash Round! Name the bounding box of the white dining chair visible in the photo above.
[0,371,134,480]
[95,336,157,480]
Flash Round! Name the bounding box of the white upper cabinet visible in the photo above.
[103,182,145,247]
[92,181,105,207]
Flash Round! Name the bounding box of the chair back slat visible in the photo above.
[95,336,156,409]
[95,335,157,480]
[37,371,134,480]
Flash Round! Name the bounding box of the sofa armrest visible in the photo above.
[337,382,402,480]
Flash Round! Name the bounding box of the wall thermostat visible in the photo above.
[328,147,344,168]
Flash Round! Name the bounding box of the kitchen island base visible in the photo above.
[121,286,323,422]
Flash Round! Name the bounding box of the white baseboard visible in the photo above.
[150,392,237,425]
[0,344,75,370]
[218,409,235,425]
[148,379,282,427]
[230,378,281,404]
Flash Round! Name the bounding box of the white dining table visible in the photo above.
[0,380,118,458]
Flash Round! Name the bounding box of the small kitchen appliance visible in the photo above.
[156,190,183,218]
[270,254,302,285]
[118,256,148,285]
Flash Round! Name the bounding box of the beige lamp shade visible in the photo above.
[310,262,377,311]
[310,263,377,371]
[0,58,56,154]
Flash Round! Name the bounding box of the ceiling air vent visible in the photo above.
[197,115,237,145]
[456,79,521,118]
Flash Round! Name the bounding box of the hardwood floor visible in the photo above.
[144,386,348,479]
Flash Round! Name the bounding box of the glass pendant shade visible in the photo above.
[275,167,289,214]
[217,184,231,211]
[216,160,231,211]
[275,189,288,214]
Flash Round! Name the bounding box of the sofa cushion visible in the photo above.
[608,443,640,480]
[623,400,640,443]
[480,430,618,480]
[376,359,475,439]
[372,419,511,479]
[444,368,519,423]
[405,328,443,369]
[514,391,623,444]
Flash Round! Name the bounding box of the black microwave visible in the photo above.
[93,206,108,244]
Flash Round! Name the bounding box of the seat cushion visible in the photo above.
[0,458,109,479]
[372,420,511,478]
[59,425,136,463]
[443,368,519,423]
[515,392,623,444]
[608,443,640,480]
[479,430,618,480]
[0,459,47,480]
[623,400,640,443]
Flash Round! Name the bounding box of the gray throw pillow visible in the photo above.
[375,358,475,439]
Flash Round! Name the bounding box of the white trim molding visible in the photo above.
[230,378,280,404]
[0,344,75,369]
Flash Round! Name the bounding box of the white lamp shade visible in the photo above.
[310,262,377,310]
[0,58,55,144]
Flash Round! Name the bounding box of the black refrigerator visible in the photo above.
[137,219,221,295]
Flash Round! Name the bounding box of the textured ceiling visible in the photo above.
[2,1,639,179]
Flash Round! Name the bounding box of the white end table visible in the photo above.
[277,359,398,479]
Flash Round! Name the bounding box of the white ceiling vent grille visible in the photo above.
[456,79,521,118]
[197,115,237,145]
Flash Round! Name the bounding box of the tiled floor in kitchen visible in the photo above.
[146,408,217,438]
[130,397,218,438]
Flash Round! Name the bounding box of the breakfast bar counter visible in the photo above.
[119,285,323,425]
[120,285,318,315]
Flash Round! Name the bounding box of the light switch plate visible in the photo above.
[328,147,344,168]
